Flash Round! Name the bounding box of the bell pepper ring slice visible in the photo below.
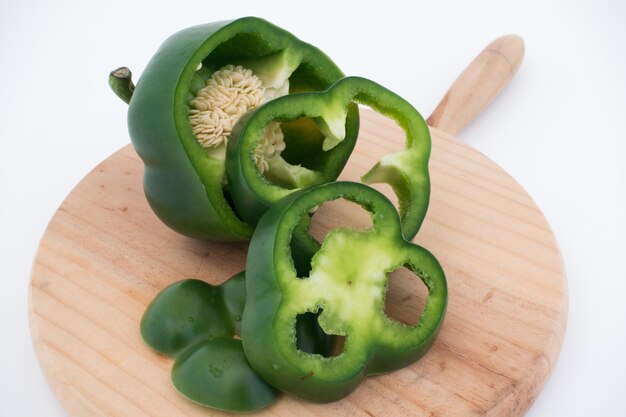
[117,17,359,241]
[226,76,431,240]
[242,181,447,403]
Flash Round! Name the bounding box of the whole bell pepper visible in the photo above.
[242,181,447,403]
[226,76,431,239]
[140,272,336,412]
[110,17,359,241]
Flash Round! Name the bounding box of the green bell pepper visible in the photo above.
[226,76,431,239]
[141,272,336,412]
[110,17,359,241]
[242,181,447,403]
[140,272,276,412]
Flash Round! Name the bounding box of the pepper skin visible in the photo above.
[140,273,278,412]
[140,272,336,411]
[122,17,358,241]
[226,76,431,240]
[242,182,447,403]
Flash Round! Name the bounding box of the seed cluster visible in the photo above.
[189,64,287,173]
[253,122,286,173]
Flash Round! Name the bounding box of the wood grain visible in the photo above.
[427,34,524,135]
[29,108,567,417]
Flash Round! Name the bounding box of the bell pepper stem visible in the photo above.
[109,67,135,104]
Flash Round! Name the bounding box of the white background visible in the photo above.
[1,1,625,416]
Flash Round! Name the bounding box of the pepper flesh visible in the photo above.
[141,272,336,411]
[242,182,447,403]
[125,17,359,241]
[226,76,431,240]
[140,273,277,412]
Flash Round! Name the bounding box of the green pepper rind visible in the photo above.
[128,17,356,241]
[140,273,280,412]
[226,76,430,239]
[226,98,359,227]
[141,271,338,411]
[242,182,447,403]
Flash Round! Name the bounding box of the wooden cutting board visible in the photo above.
[29,36,567,417]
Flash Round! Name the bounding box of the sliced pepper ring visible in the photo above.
[126,17,359,241]
[242,181,447,403]
[226,76,431,239]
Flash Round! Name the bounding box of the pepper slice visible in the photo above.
[141,272,336,411]
[242,181,447,403]
[226,76,431,239]
[140,273,278,412]
[115,17,359,241]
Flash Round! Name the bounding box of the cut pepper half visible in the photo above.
[123,17,359,241]
[226,76,431,240]
[242,182,447,403]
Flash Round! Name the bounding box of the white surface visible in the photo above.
[1,1,624,415]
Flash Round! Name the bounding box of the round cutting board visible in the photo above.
[30,34,567,416]
[29,107,566,417]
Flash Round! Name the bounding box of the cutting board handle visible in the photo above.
[427,34,524,136]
